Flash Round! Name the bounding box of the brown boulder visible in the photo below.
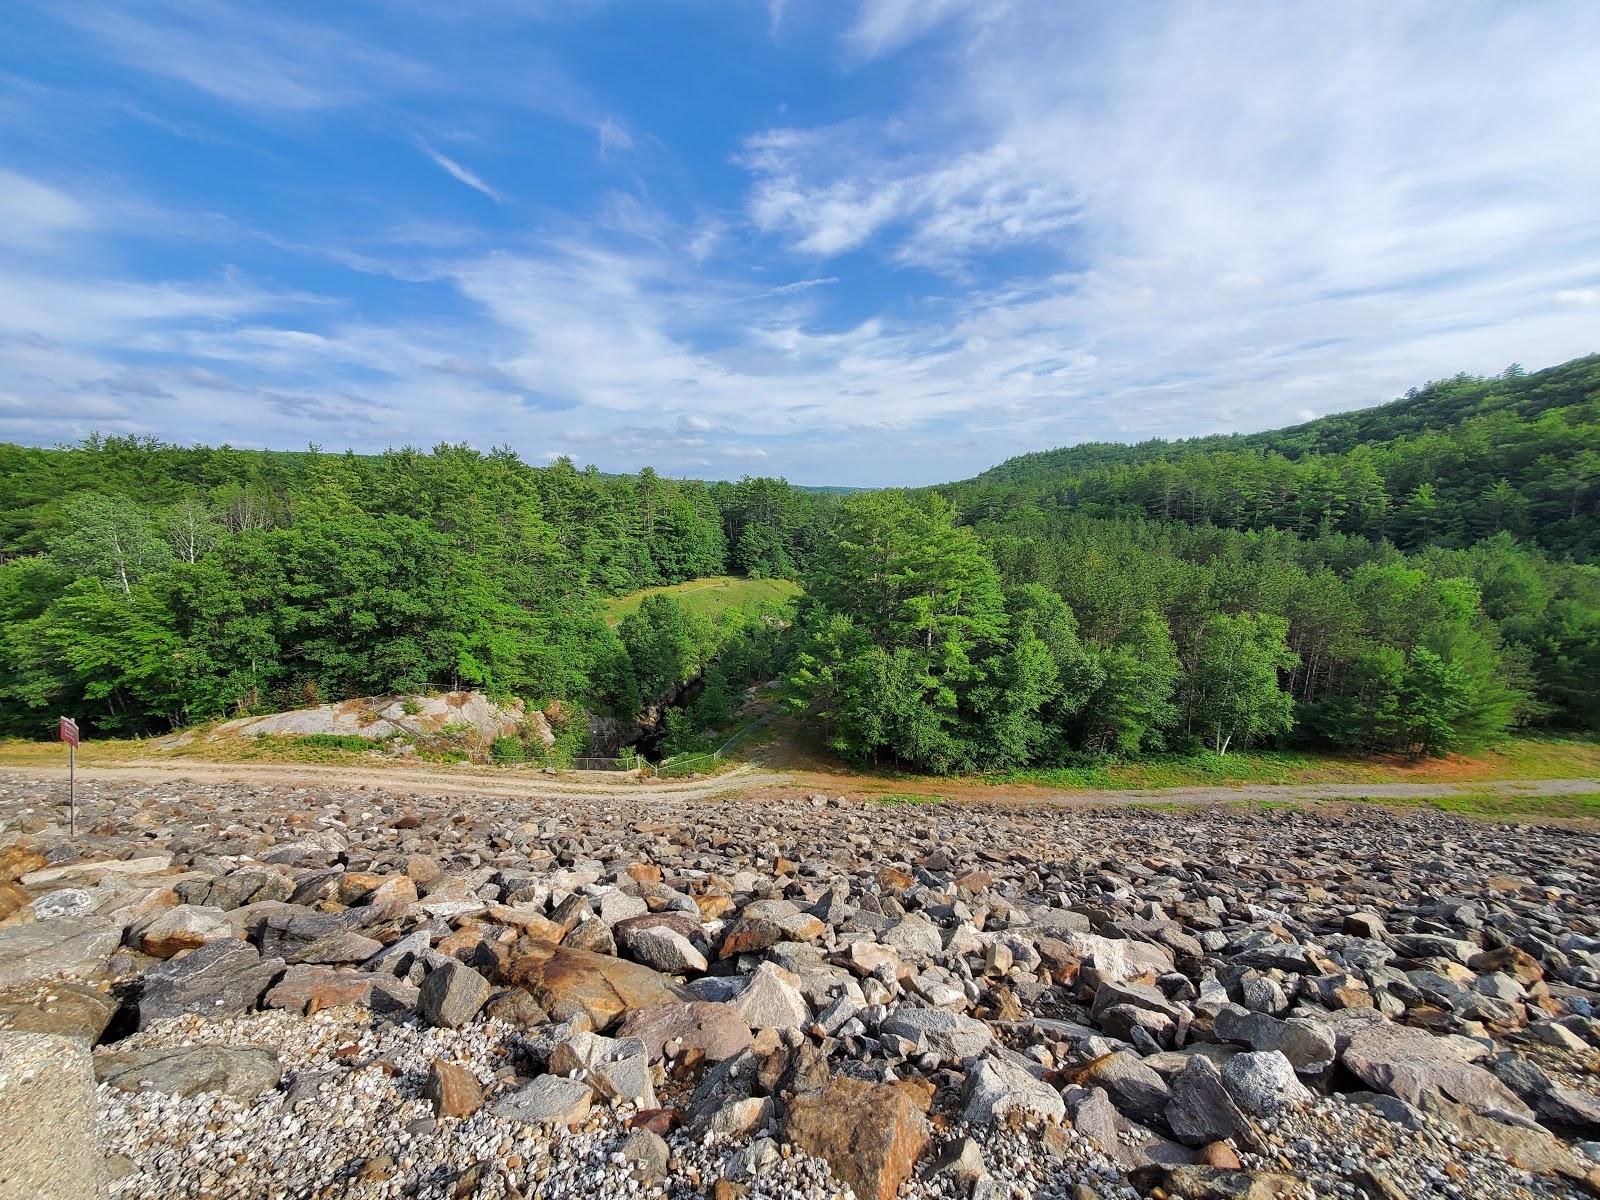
[617,1001,753,1063]
[483,903,565,944]
[0,881,29,923]
[694,893,736,921]
[504,943,690,1029]
[264,965,373,1013]
[1467,945,1544,986]
[718,916,786,959]
[783,1075,930,1200]
[875,866,914,894]
[0,846,46,884]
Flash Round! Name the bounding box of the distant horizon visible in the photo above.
[9,348,1589,490]
[4,3,1598,486]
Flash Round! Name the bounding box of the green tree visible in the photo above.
[1189,612,1296,754]
[617,595,713,710]
[1078,609,1181,754]
[51,494,171,595]
[1396,647,1473,758]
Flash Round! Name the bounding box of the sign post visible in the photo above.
[58,716,79,836]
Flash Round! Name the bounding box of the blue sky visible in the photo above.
[2,1,1598,485]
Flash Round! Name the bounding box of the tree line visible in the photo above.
[782,492,1595,773]
[779,354,1600,772]
[0,438,824,739]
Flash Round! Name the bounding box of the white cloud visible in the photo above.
[0,171,92,250]
[57,1,431,111]
[6,6,1600,485]
[846,0,1000,59]
[598,117,634,158]
[757,277,839,298]
[419,143,503,201]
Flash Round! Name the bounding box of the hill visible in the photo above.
[957,354,1600,560]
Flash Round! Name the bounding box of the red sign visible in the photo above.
[59,716,79,747]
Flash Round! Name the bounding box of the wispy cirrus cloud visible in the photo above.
[754,277,839,298]
[52,0,432,110]
[418,142,503,201]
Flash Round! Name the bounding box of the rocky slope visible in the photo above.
[0,771,1597,1200]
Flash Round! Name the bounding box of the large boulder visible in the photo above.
[963,1056,1065,1125]
[783,1075,930,1200]
[139,940,284,1027]
[94,1044,282,1100]
[1342,1023,1532,1120]
[0,917,121,989]
[1167,1055,1260,1148]
[1220,1051,1313,1116]
[1070,1051,1171,1123]
[0,983,119,1044]
[728,962,809,1031]
[548,1031,656,1108]
[417,961,489,1029]
[1127,1165,1309,1200]
[616,1001,753,1062]
[132,905,235,959]
[0,1031,107,1200]
[504,943,689,1029]
[1071,1087,1194,1172]
[879,1008,993,1064]
[1213,1007,1336,1074]
[493,1075,593,1126]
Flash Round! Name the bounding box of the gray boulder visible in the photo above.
[880,1008,994,1063]
[1073,1051,1170,1123]
[493,1075,594,1125]
[95,1044,282,1100]
[1166,1055,1258,1146]
[417,961,489,1029]
[1070,1087,1194,1171]
[963,1056,1065,1125]
[1220,1051,1312,1116]
[1342,1022,1532,1120]
[0,1031,108,1200]
[0,917,121,989]
[139,939,285,1027]
[1213,1005,1336,1073]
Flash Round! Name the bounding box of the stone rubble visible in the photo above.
[0,769,1597,1199]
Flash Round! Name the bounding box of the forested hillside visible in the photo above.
[779,356,1600,772]
[965,355,1600,560]
[4,354,1598,772]
[0,439,824,740]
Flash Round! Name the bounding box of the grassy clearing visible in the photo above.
[987,738,1600,792]
[604,576,801,624]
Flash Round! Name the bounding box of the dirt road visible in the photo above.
[4,757,1596,810]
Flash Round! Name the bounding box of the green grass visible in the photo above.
[1354,790,1600,821]
[989,749,1375,790]
[986,737,1600,791]
[604,576,801,624]
[870,791,947,806]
